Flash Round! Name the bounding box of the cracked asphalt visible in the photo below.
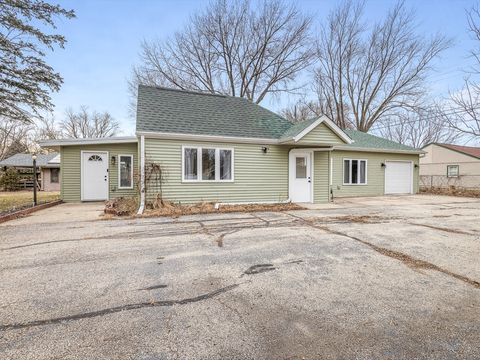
[0,195,479,359]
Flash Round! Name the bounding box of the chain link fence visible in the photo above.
[420,175,480,190]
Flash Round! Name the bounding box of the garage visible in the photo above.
[384,161,413,194]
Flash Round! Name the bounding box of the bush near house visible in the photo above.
[0,168,20,191]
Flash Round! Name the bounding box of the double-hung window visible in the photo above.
[447,165,459,178]
[118,154,133,189]
[183,146,234,182]
[343,159,367,185]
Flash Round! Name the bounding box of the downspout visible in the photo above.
[137,135,145,215]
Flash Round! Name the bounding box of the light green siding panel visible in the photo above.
[60,143,138,202]
[297,123,345,145]
[144,138,289,204]
[330,150,419,198]
[313,151,330,203]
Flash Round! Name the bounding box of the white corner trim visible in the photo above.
[136,131,278,145]
[137,136,145,215]
[40,136,138,147]
[292,115,353,144]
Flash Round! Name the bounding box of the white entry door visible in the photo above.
[384,161,413,194]
[82,151,109,201]
[289,151,312,203]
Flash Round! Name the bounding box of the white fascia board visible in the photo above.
[291,115,353,144]
[333,146,425,155]
[136,131,279,144]
[39,137,138,147]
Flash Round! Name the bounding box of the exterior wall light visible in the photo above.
[261,146,268,153]
[381,163,386,168]
[111,155,116,165]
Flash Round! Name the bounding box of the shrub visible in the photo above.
[0,168,20,191]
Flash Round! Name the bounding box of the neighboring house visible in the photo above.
[40,86,422,210]
[0,153,61,191]
[420,143,480,189]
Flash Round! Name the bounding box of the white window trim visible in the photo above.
[181,145,235,183]
[118,154,134,189]
[342,158,368,185]
[447,164,459,178]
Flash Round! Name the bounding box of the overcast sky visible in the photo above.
[46,0,478,135]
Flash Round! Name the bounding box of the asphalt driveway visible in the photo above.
[0,195,479,359]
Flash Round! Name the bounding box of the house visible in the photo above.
[40,86,422,211]
[0,152,61,191]
[420,143,480,189]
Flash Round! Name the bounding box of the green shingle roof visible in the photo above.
[136,85,293,139]
[135,86,420,153]
[343,129,419,151]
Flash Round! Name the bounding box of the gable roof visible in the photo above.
[280,116,352,144]
[425,143,480,160]
[0,153,60,168]
[136,85,293,139]
[338,130,422,153]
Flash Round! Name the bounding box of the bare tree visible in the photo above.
[312,0,450,131]
[0,0,75,123]
[444,5,480,142]
[60,106,119,138]
[129,0,314,108]
[0,117,30,160]
[280,99,323,123]
[378,106,461,148]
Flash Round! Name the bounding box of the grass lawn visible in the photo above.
[0,191,60,213]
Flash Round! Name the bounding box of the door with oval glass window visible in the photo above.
[289,151,312,202]
[82,151,109,201]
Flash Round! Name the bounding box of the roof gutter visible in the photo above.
[136,131,278,144]
[39,136,138,147]
[333,145,425,155]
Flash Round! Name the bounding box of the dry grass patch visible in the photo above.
[420,187,480,198]
[0,191,60,214]
[143,201,304,218]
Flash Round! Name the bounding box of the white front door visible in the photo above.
[289,151,312,203]
[82,151,109,201]
[384,161,413,194]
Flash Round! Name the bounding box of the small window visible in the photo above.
[447,165,459,178]
[202,148,216,180]
[220,149,232,180]
[296,157,307,179]
[184,148,198,180]
[182,146,234,182]
[343,159,367,185]
[88,155,102,162]
[50,168,59,183]
[118,155,133,189]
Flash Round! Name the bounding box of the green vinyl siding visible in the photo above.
[60,143,138,202]
[296,123,346,145]
[313,151,330,203]
[330,150,419,198]
[144,138,289,204]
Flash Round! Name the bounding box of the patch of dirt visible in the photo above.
[324,215,394,224]
[421,187,480,198]
[409,222,476,235]
[142,201,305,218]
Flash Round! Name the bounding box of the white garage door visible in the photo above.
[385,161,412,194]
